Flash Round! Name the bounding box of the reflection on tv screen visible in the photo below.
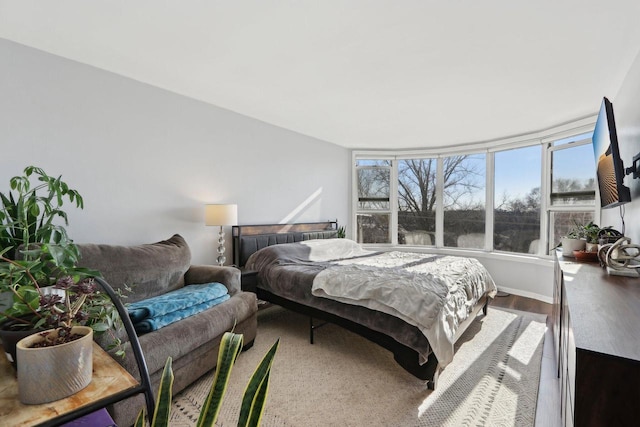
[597,148,618,207]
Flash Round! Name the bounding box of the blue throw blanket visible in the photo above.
[127,282,230,333]
[132,294,230,334]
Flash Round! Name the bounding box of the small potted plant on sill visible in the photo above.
[580,221,603,253]
[560,223,586,257]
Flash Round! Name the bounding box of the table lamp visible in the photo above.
[205,204,238,266]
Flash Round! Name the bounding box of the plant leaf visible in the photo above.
[238,338,279,427]
[134,408,146,427]
[196,331,243,427]
[151,357,174,427]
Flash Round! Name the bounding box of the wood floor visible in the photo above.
[490,292,560,427]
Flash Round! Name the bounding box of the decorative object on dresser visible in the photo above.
[205,203,238,266]
[553,251,640,427]
[597,236,640,277]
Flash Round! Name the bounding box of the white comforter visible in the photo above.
[305,239,497,366]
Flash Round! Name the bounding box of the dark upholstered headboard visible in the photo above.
[232,221,338,267]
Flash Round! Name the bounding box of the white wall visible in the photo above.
[0,39,350,265]
[602,49,640,242]
[5,37,635,302]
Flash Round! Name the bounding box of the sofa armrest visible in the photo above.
[184,265,241,295]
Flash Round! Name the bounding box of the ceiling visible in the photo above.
[2,1,640,150]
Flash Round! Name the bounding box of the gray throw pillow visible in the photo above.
[77,234,191,303]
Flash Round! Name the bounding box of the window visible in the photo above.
[494,145,541,254]
[550,140,595,206]
[547,134,596,251]
[353,127,596,255]
[443,154,486,248]
[356,159,392,243]
[397,158,436,246]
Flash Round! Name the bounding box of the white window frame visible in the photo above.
[352,118,599,258]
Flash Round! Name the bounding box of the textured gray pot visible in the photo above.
[16,326,93,404]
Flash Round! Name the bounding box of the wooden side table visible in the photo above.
[0,342,138,427]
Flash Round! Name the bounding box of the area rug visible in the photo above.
[170,306,546,426]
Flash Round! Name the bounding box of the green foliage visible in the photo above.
[0,166,84,260]
[580,222,602,244]
[136,332,279,427]
[0,166,122,350]
[237,337,279,427]
[566,221,612,243]
[336,226,346,238]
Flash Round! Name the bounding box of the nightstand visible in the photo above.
[240,269,259,293]
[240,269,271,309]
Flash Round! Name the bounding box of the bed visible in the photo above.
[232,221,497,388]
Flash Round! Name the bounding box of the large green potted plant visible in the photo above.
[136,332,280,427]
[0,165,83,261]
[0,166,121,368]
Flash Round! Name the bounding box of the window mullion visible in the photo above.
[435,158,444,247]
[391,158,399,245]
[485,152,495,251]
[539,143,550,255]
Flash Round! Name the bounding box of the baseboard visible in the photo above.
[495,286,553,304]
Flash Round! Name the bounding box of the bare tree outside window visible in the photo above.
[397,155,484,247]
[398,158,436,245]
[356,160,392,243]
[355,136,595,254]
[442,155,486,248]
[494,145,541,253]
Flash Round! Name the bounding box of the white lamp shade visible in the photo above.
[205,204,238,226]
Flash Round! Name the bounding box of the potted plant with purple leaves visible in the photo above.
[0,166,121,403]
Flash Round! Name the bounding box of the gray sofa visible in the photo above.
[77,234,258,427]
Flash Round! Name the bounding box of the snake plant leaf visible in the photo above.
[134,408,146,427]
[238,338,280,427]
[196,331,244,427]
[151,357,174,427]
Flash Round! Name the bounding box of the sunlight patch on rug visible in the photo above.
[171,306,546,427]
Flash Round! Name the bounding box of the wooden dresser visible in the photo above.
[553,252,640,427]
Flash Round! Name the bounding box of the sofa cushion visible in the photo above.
[117,291,257,380]
[77,234,191,303]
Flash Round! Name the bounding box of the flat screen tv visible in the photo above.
[592,97,631,208]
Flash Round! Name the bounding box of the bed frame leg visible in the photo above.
[483,300,489,316]
[308,316,331,344]
[427,365,442,390]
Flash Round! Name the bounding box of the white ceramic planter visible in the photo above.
[561,237,586,257]
[16,326,93,404]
